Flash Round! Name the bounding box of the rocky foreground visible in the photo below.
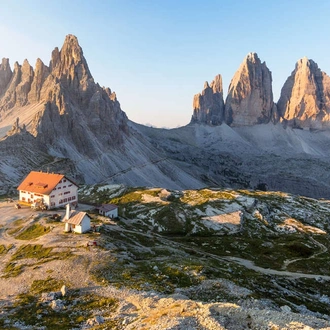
[1,186,330,329]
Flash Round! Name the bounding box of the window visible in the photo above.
[57,187,61,189]
[63,186,66,188]
[22,197,26,201]
[64,191,70,195]
[59,193,63,196]
[59,199,63,204]
[51,202,55,206]
[68,197,72,201]
[72,196,76,200]
[64,179,66,182]
[68,184,72,187]
[64,198,68,203]
[50,195,55,198]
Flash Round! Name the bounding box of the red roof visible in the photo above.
[17,171,76,195]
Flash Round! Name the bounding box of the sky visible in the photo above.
[1,0,330,128]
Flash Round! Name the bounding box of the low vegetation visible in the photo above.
[4,289,118,329]
[2,245,72,278]
[15,223,50,240]
[30,277,65,294]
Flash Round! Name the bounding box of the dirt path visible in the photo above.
[282,236,328,270]
[223,256,330,280]
[112,223,330,281]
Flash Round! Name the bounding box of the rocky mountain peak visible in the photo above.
[225,52,276,126]
[277,57,330,129]
[246,52,259,63]
[0,58,12,94]
[211,74,222,93]
[191,74,225,125]
[0,34,128,158]
[49,34,93,91]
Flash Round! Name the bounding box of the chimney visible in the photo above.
[66,203,70,220]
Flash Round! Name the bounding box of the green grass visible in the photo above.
[7,226,23,236]
[30,277,65,295]
[11,244,53,261]
[3,263,24,278]
[181,189,237,205]
[2,245,73,278]
[111,188,162,205]
[91,253,204,294]
[15,224,50,240]
[0,244,13,255]
[5,291,118,329]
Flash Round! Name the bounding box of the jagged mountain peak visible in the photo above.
[191,74,224,125]
[203,81,210,89]
[210,74,222,93]
[0,58,12,94]
[278,56,330,129]
[50,34,93,88]
[60,34,85,65]
[1,58,10,69]
[294,57,321,74]
[225,53,275,126]
[245,52,260,62]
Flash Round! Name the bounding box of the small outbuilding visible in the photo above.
[97,204,118,219]
[63,204,91,234]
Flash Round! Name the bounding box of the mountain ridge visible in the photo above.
[0,35,205,193]
[1,35,330,199]
[192,53,330,129]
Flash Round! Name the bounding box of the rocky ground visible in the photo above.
[1,186,330,329]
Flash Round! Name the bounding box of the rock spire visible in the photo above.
[277,57,330,129]
[224,52,276,126]
[191,74,224,125]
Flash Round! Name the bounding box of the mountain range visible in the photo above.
[1,35,330,198]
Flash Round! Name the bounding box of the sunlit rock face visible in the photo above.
[224,52,276,126]
[278,57,330,129]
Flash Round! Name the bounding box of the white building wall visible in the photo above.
[18,177,78,210]
[73,217,90,233]
[19,191,48,205]
[105,209,118,218]
[49,179,78,209]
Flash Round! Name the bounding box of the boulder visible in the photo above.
[61,285,67,297]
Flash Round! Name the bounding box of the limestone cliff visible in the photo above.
[225,53,276,126]
[277,57,330,129]
[0,34,128,155]
[191,74,224,125]
[0,58,12,95]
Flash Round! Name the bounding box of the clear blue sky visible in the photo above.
[1,0,329,127]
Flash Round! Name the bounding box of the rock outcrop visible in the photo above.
[277,57,330,129]
[191,74,224,125]
[225,52,276,126]
[0,58,12,94]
